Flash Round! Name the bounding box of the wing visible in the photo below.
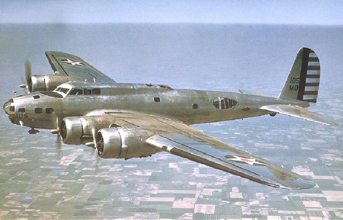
[97,111,315,189]
[45,51,115,83]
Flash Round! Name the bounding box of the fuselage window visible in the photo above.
[192,104,198,109]
[18,108,25,113]
[213,97,238,110]
[154,97,160,102]
[92,88,101,95]
[35,108,43,114]
[46,108,54,114]
[69,89,83,95]
[84,89,92,95]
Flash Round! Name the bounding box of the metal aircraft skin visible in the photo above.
[3,48,338,190]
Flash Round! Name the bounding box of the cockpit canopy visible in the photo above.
[52,81,173,98]
[55,86,70,95]
[53,83,102,97]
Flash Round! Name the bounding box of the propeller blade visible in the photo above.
[50,116,60,134]
[25,60,31,82]
[54,117,62,155]
[56,134,62,154]
[85,128,96,149]
[24,59,32,92]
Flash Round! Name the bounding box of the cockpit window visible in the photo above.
[69,89,83,95]
[213,97,238,110]
[55,86,101,96]
[84,89,92,95]
[56,87,70,95]
[92,88,101,95]
[83,88,101,95]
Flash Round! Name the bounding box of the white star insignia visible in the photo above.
[61,59,84,66]
[226,155,267,166]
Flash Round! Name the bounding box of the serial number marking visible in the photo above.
[16,113,28,118]
[290,77,300,84]
[289,77,300,91]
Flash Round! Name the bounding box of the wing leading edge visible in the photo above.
[45,51,115,83]
[94,111,315,189]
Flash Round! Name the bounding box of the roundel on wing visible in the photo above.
[225,155,267,166]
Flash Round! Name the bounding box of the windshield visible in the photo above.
[54,87,70,96]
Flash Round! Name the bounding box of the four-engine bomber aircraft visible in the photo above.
[3,48,338,189]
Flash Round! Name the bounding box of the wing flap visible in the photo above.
[45,51,115,83]
[261,104,339,126]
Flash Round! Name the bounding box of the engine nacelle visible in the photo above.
[96,127,122,158]
[96,127,159,159]
[60,116,121,145]
[30,74,78,92]
[60,116,84,145]
[30,75,46,92]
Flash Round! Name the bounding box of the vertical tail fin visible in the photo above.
[279,48,320,103]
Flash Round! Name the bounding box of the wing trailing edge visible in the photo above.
[261,104,339,126]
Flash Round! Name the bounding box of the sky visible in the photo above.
[0,0,343,25]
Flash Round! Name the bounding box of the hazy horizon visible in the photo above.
[1,1,343,25]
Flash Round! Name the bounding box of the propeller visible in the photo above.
[85,128,97,149]
[50,116,60,134]
[55,134,62,155]
[50,117,62,150]
[92,128,102,168]
[20,60,32,93]
[84,128,101,168]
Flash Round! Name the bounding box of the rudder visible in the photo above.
[279,48,320,103]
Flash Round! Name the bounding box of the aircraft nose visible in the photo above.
[3,99,14,115]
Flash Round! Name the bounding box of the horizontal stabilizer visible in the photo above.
[261,105,339,126]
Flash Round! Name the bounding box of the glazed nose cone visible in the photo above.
[3,99,14,115]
